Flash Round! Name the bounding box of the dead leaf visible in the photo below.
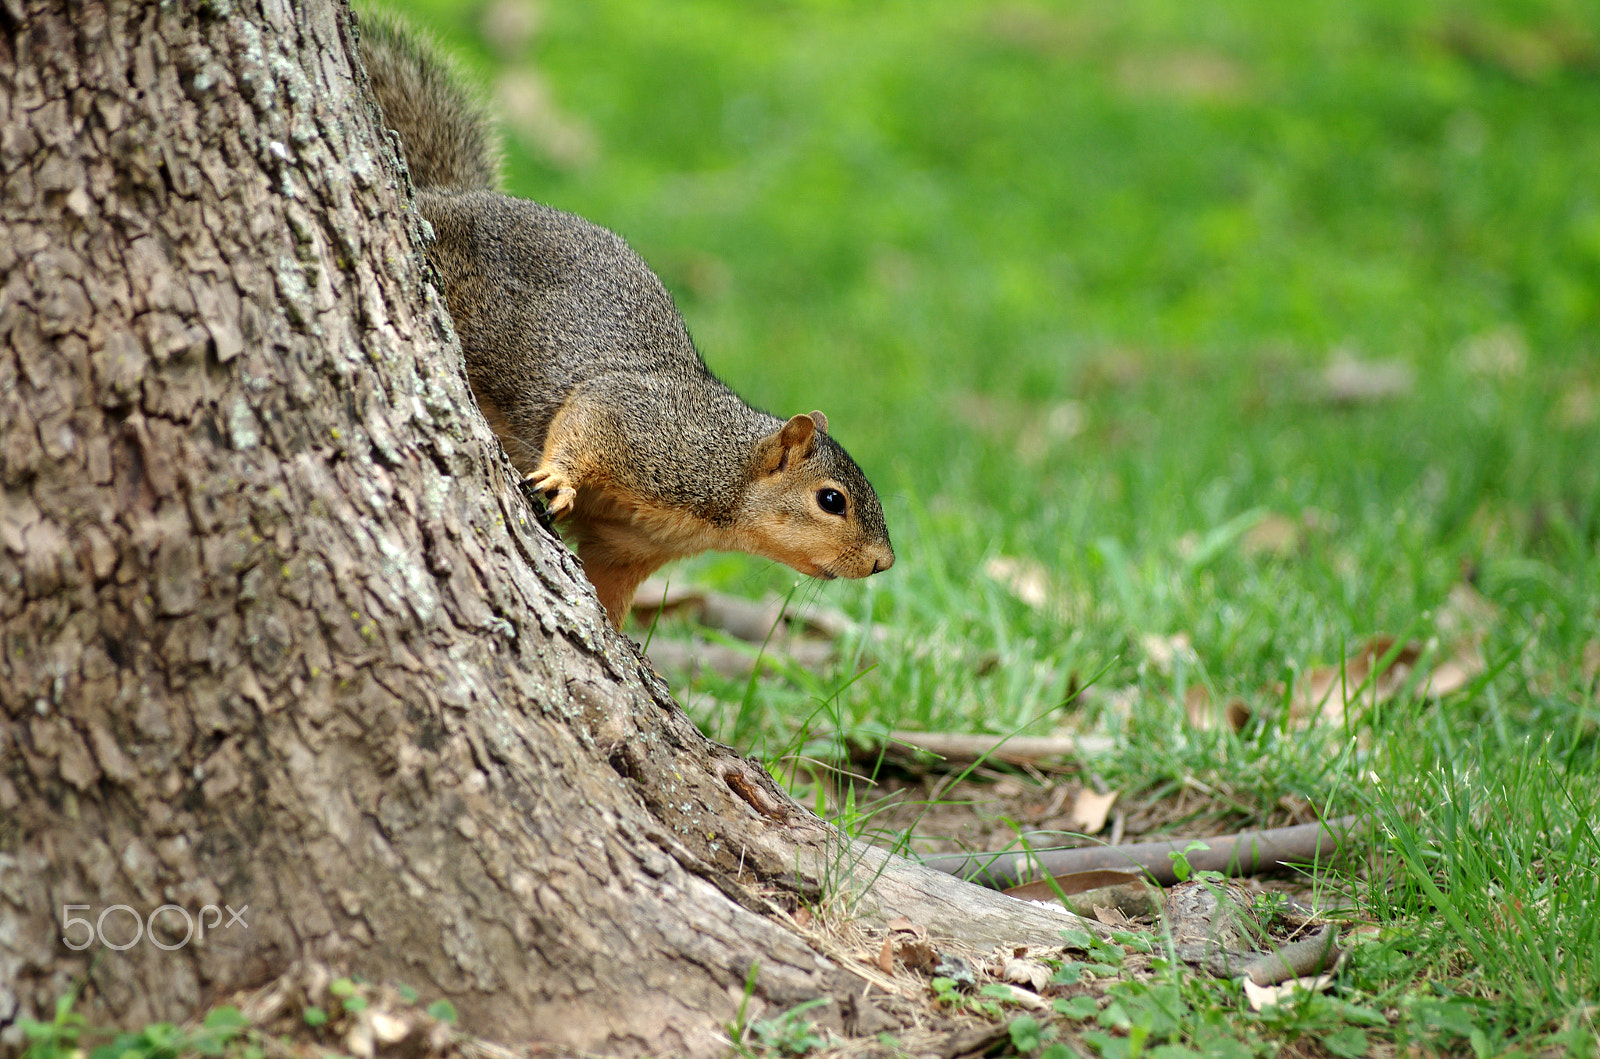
[1114,49,1248,102]
[1141,632,1194,674]
[986,982,1050,1010]
[1069,789,1119,834]
[1286,635,1485,725]
[1427,646,1483,697]
[897,939,939,975]
[885,916,916,933]
[1435,582,1498,640]
[1038,869,1143,896]
[878,935,895,975]
[478,0,543,58]
[1460,326,1527,378]
[1240,512,1303,558]
[344,1019,374,1059]
[1001,957,1053,991]
[1224,697,1252,730]
[1556,384,1597,429]
[1316,350,1415,404]
[366,1011,411,1045]
[1093,905,1132,928]
[984,555,1056,612]
[1242,973,1336,1011]
[1016,400,1089,462]
[1288,636,1419,724]
[958,393,1089,464]
[492,69,598,170]
[1434,13,1600,82]
[1183,685,1251,732]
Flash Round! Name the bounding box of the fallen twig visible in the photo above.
[1238,924,1343,986]
[922,815,1365,887]
[859,730,1115,769]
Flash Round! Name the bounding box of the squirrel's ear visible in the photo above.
[808,410,829,434]
[761,413,818,474]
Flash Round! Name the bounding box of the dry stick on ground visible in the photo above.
[1165,879,1344,984]
[1238,925,1343,985]
[866,731,1117,768]
[923,815,1367,888]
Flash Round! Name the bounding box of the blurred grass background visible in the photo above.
[382,0,1598,744]
[372,0,1600,1050]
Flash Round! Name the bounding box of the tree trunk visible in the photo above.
[0,2,1092,1053]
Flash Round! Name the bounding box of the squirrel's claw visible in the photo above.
[526,468,577,518]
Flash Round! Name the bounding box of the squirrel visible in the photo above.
[356,14,894,629]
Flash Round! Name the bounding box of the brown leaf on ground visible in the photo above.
[1432,14,1600,82]
[1069,789,1119,834]
[1224,697,1251,730]
[1315,351,1415,404]
[897,939,940,975]
[1435,581,1498,640]
[955,394,1088,465]
[1184,685,1251,732]
[1142,631,1195,675]
[1556,383,1598,429]
[1287,637,1413,725]
[1114,49,1249,102]
[492,68,597,170]
[1093,904,1134,928]
[1012,869,1144,896]
[1240,512,1303,558]
[1428,646,1484,698]
[1016,400,1089,463]
[1243,973,1337,1011]
[1460,327,1527,378]
[1286,634,1485,725]
[988,982,1052,1010]
[983,555,1057,612]
[1000,956,1053,991]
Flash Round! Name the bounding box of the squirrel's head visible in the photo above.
[739,411,895,582]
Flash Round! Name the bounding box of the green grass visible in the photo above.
[376,0,1599,1053]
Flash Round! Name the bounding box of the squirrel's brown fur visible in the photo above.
[358,14,894,627]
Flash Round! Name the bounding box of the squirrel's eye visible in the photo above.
[816,488,847,516]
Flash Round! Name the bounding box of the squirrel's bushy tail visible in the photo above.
[358,10,499,192]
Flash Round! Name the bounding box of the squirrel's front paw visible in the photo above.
[526,467,577,518]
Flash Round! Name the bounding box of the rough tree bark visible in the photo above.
[0,1,1092,1054]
